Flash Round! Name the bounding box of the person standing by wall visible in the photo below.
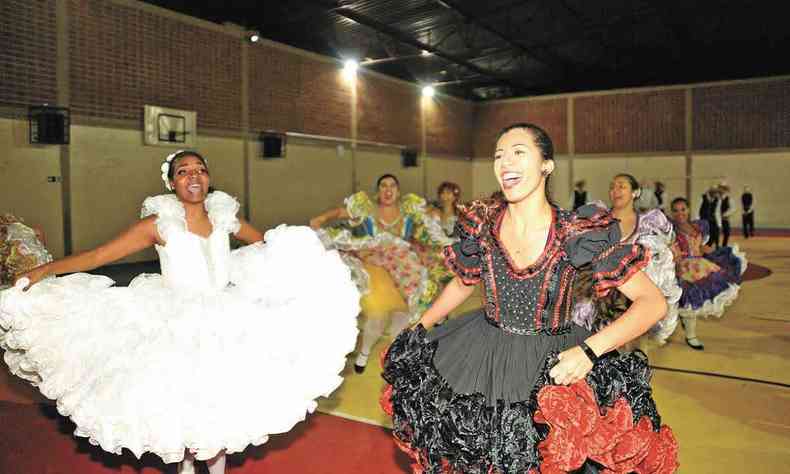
[635,179,659,212]
[741,185,755,238]
[718,184,733,247]
[700,188,720,249]
[570,180,587,210]
[654,181,666,210]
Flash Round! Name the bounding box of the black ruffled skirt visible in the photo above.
[381,310,678,474]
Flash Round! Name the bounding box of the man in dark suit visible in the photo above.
[699,191,712,222]
[700,188,720,249]
[741,186,755,238]
[718,184,733,247]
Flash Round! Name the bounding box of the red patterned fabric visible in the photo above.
[535,381,679,474]
[393,435,427,474]
[562,205,618,240]
[443,244,482,285]
[380,345,395,416]
[592,245,651,298]
[380,384,394,417]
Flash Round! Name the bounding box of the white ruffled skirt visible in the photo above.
[0,226,360,463]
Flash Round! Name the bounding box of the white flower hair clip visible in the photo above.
[160,150,206,191]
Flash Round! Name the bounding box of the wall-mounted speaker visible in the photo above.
[401,149,418,168]
[260,132,285,159]
[29,106,70,145]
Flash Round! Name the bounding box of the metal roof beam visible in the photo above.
[433,0,576,76]
[311,4,530,93]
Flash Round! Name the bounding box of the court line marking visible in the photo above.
[317,408,390,428]
[749,316,790,323]
[650,365,790,389]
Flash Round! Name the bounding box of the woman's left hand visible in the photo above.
[549,346,594,385]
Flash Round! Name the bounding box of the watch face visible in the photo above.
[158,113,187,143]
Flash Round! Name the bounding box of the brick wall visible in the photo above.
[0,0,58,111]
[574,90,686,154]
[693,79,790,150]
[426,97,475,157]
[68,0,242,129]
[474,99,568,158]
[2,0,787,158]
[299,59,354,139]
[249,44,303,133]
[357,74,420,149]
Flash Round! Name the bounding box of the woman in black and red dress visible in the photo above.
[381,123,678,474]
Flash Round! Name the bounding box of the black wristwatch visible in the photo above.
[579,341,600,364]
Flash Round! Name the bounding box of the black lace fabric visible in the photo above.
[382,326,663,474]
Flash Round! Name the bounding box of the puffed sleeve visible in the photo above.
[140,194,186,242]
[565,204,650,297]
[343,191,374,226]
[442,210,483,285]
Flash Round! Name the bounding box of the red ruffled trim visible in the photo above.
[380,343,395,416]
[380,384,394,416]
[534,381,678,474]
[394,435,429,474]
[443,245,482,285]
[593,245,651,298]
[563,206,618,240]
[391,435,469,474]
[457,199,504,232]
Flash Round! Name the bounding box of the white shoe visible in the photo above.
[354,352,369,374]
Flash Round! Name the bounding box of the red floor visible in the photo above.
[0,402,412,473]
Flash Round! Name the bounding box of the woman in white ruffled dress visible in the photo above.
[0,150,360,473]
[573,174,681,347]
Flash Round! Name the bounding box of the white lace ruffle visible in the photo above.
[205,191,241,235]
[729,243,748,276]
[637,232,682,344]
[419,210,456,247]
[678,282,740,319]
[0,225,359,463]
[584,204,682,344]
[141,191,241,240]
[678,243,746,320]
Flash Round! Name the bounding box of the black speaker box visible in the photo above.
[401,149,418,168]
[29,106,70,145]
[261,132,285,158]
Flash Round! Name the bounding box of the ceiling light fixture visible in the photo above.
[342,59,359,81]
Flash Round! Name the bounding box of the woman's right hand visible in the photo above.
[14,265,51,291]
